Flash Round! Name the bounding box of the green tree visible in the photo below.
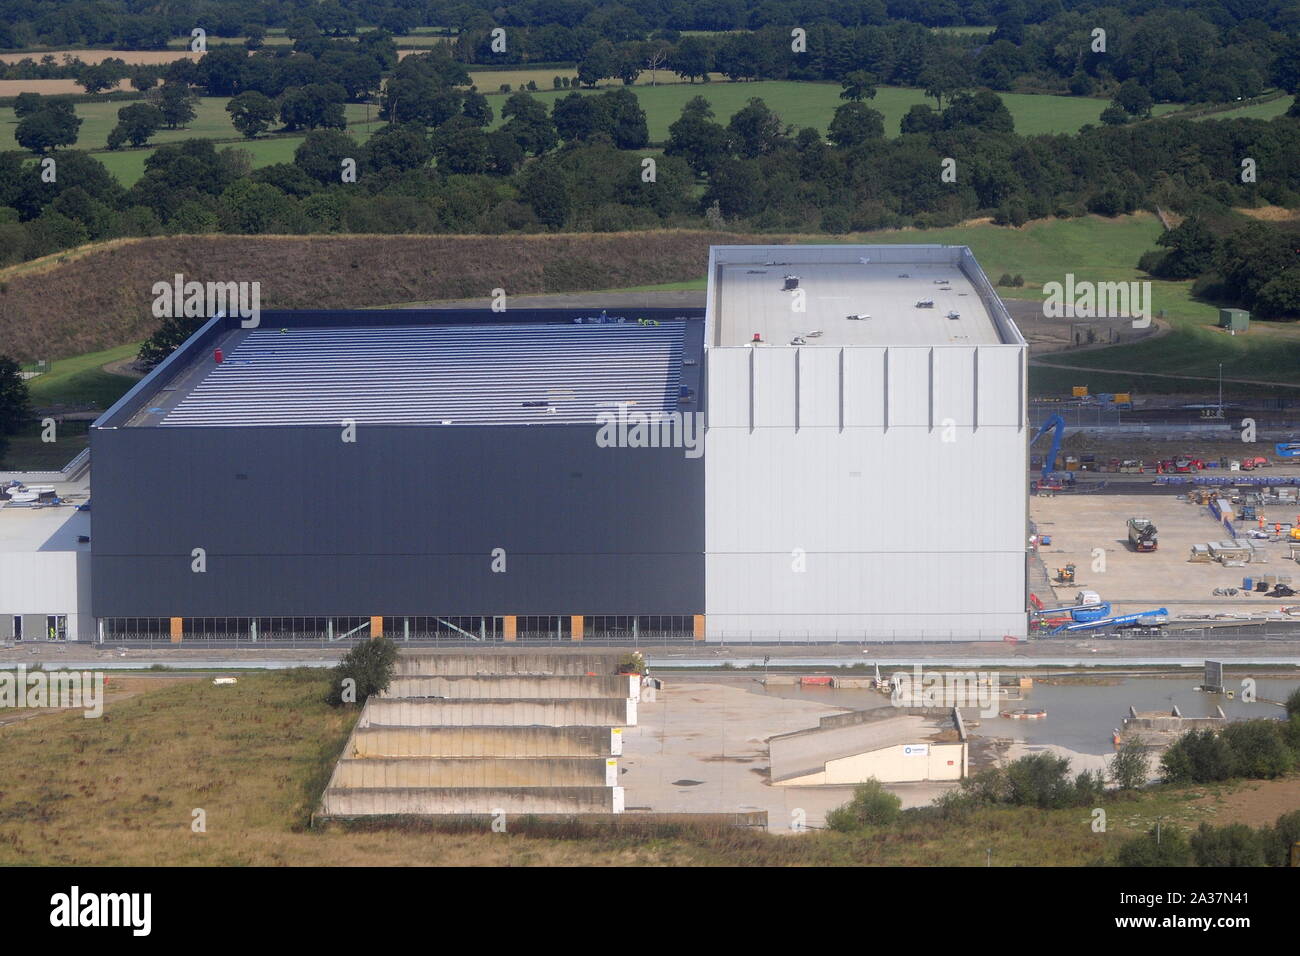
[0,355,32,463]
[108,102,165,148]
[1114,80,1154,118]
[501,93,558,155]
[839,70,878,102]
[293,129,357,184]
[1108,738,1150,791]
[155,82,198,129]
[1220,720,1296,778]
[226,91,278,138]
[671,36,712,83]
[15,103,81,153]
[665,101,729,176]
[520,167,570,229]
[727,97,787,158]
[326,636,398,706]
[1152,216,1219,279]
[828,101,885,147]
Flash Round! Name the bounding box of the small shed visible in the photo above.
[1219,308,1250,331]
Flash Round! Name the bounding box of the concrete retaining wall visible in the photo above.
[382,674,639,701]
[396,653,627,677]
[333,757,617,788]
[320,786,625,816]
[349,725,623,757]
[361,697,636,728]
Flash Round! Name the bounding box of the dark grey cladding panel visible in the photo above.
[90,423,703,617]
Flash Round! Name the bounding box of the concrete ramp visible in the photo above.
[332,757,618,788]
[383,674,639,701]
[320,786,625,816]
[395,652,628,677]
[349,726,623,758]
[361,697,636,728]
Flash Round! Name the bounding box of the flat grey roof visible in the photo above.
[137,321,687,427]
[0,503,89,553]
[708,245,1018,348]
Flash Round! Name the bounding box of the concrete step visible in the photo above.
[332,757,618,788]
[382,674,639,701]
[361,697,637,728]
[395,652,629,677]
[319,786,625,816]
[349,725,623,758]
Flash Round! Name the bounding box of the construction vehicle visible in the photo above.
[1029,413,1074,495]
[1053,608,1169,634]
[1127,518,1158,552]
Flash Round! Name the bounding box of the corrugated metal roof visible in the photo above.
[158,322,686,427]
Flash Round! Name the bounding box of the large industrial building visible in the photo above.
[3,243,1028,643]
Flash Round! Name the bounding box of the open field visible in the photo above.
[0,668,1291,865]
[0,97,380,153]
[1190,96,1295,122]
[24,341,141,409]
[0,78,132,95]
[0,49,198,66]
[485,80,1184,140]
[92,122,382,185]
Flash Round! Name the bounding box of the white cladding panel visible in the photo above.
[705,343,1026,640]
[0,551,92,640]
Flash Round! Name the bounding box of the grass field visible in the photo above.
[0,97,379,153]
[92,122,382,185]
[601,214,1300,397]
[1190,95,1296,122]
[485,80,1182,141]
[24,341,141,409]
[0,668,1288,866]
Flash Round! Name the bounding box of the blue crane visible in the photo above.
[1030,413,1066,477]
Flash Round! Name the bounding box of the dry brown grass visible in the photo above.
[0,50,198,66]
[1237,206,1300,222]
[0,231,760,361]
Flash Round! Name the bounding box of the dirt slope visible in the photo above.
[0,231,759,360]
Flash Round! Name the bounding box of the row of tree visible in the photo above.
[3,88,1299,315]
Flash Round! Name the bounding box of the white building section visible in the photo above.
[703,244,1029,641]
[0,476,92,642]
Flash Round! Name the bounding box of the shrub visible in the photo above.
[327,636,398,706]
[1108,738,1150,791]
[826,778,902,831]
[1267,810,1300,867]
[617,651,646,675]
[1286,687,1300,719]
[1191,822,1267,867]
[1160,728,1236,784]
[961,766,1010,805]
[1220,720,1295,779]
[997,273,1014,286]
[1005,752,1077,808]
[1116,826,1193,867]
